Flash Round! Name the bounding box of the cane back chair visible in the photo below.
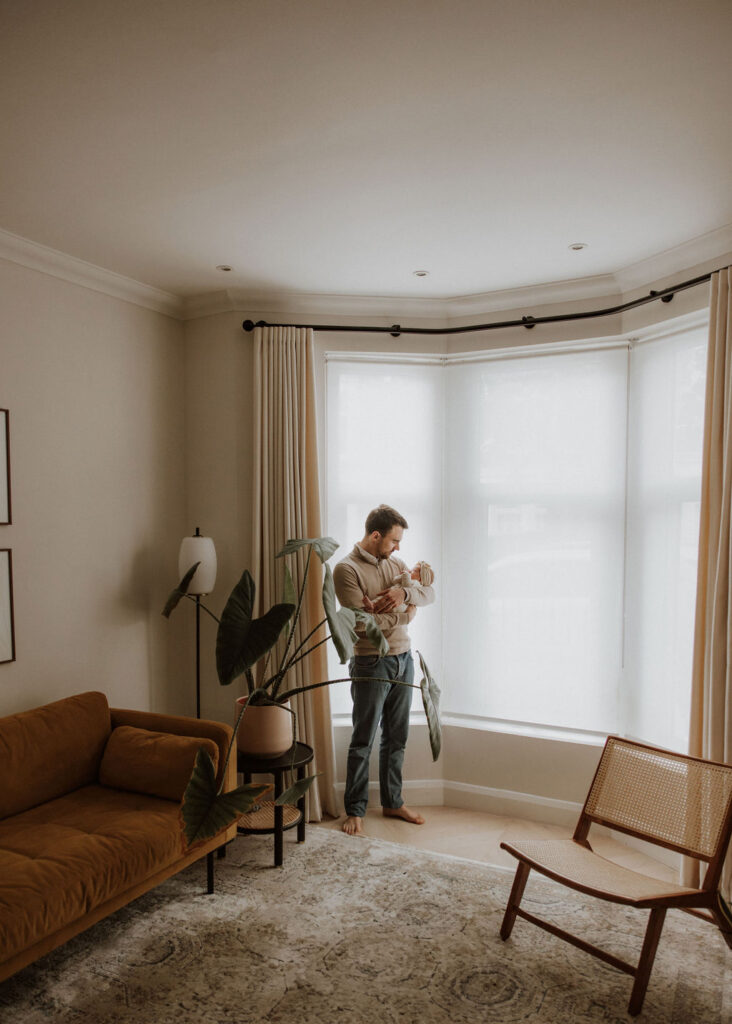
[499,736,732,1015]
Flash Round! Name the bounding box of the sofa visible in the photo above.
[0,691,237,982]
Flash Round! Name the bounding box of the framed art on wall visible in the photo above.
[0,410,10,525]
[0,550,15,664]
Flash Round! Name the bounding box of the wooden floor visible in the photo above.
[312,805,678,882]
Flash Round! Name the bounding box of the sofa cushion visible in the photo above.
[0,692,111,821]
[99,725,219,802]
[0,785,189,967]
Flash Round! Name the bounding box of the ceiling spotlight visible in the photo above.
[568,243,588,252]
[216,264,233,272]
[413,270,429,277]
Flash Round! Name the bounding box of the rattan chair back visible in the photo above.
[581,736,732,867]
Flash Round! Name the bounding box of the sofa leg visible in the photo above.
[206,851,214,894]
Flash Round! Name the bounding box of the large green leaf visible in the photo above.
[276,537,339,563]
[274,773,320,806]
[417,650,442,762]
[322,564,358,663]
[162,562,200,618]
[354,609,389,657]
[180,748,271,846]
[216,570,295,686]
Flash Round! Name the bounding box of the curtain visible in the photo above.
[252,325,337,820]
[685,267,732,894]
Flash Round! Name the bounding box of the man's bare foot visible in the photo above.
[342,815,363,836]
[382,805,425,825]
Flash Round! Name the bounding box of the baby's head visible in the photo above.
[410,561,435,586]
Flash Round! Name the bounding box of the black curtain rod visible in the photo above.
[242,266,727,338]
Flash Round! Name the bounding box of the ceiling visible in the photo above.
[1,0,732,305]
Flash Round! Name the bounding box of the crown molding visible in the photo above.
[614,222,732,294]
[181,274,622,324]
[1,221,729,326]
[0,228,183,318]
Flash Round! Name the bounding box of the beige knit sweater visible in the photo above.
[332,544,435,656]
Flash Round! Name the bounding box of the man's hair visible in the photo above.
[365,504,409,536]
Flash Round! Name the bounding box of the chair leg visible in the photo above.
[628,907,666,1016]
[710,905,732,950]
[500,862,531,941]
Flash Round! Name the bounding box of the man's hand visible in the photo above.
[373,586,407,613]
[362,594,376,612]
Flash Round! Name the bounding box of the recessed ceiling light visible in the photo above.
[568,243,588,251]
[216,264,233,272]
[413,270,429,277]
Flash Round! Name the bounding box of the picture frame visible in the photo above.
[0,549,15,664]
[0,410,10,525]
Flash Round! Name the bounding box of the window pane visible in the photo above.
[442,349,628,731]
[326,360,443,715]
[624,328,707,750]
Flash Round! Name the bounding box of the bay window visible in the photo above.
[325,319,707,751]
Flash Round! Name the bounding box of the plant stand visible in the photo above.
[236,742,314,866]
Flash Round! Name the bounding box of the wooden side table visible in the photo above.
[236,741,314,867]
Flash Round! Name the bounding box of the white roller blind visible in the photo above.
[442,348,628,731]
[624,327,707,750]
[326,358,443,715]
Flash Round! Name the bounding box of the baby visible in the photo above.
[392,560,435,612]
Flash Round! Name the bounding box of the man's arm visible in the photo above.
[332,562,410,630]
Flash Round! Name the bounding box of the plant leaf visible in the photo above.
[276,537,339,563]
[274,773,320,805]
[216,570,295,686]
[283,562,297,606]
[417,650,442,762]
[322,564,358,663]
[162,562,200,618]
[354,609,389,657]
[180,748,271,845]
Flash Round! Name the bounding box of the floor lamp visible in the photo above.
[178,528,217,718]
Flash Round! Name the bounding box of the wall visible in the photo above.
[0,258,186,717]
[181,311,255,728]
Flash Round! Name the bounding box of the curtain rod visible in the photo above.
[242,266,726,338]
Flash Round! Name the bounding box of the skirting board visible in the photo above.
[332,778,681,872]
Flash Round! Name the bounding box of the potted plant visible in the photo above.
[163,536,441,846]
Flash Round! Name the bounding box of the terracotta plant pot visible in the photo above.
[235,696,294,759]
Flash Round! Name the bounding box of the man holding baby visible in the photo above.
[333,504,435,837]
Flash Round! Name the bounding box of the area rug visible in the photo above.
[1,829,730,1023]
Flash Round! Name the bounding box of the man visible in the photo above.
[333,504,435,836]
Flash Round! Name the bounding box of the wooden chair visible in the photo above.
[499,736,732,1015]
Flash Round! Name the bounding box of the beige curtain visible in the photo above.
[684,267,732,894]
[252,325,337,820]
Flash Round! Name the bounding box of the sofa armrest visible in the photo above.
[110,708,236,797]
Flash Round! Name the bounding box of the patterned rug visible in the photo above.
[1,828,730,1023]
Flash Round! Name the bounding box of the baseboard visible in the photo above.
[332,778,681,871]
[333,778,580,826]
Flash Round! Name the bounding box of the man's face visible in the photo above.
[374,525,403,560]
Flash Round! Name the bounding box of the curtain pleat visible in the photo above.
[684,268,732,893]
[251,326,337,820]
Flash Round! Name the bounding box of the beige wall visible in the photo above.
[0,258,186,717]
[181,311,255,728]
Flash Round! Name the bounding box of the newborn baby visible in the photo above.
[392,560,435,611]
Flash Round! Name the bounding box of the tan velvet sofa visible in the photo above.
[0,691,237,983]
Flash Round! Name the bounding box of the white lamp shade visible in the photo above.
[178,535,217,595]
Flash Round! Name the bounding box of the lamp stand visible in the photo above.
[195,595,201,719]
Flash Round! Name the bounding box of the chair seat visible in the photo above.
[501,838,700,906]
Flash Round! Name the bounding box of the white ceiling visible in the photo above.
[1,0,731,305]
